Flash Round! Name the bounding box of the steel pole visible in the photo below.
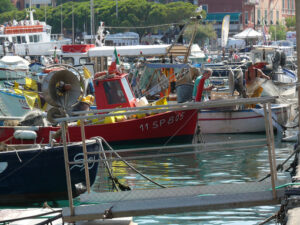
[296,0,300,139]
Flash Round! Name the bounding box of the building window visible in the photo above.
[251,10,254,23]
[36,4,40,8]
[288,0,290,9]
[245,11,248,24]
[270,10,273,24]
[276,11,279,23]
[282,0,285,9]
[26,3,29,8]
[257,9,261,23]
[291,0,294,9]
[264,9,268,24]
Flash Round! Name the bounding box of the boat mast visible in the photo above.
[90,0,95,44]
[60,4,63,38]
[72,2,74,44]
[183,8,202,63]
[44,5,47,23]
[28,0,35,25]
[116,0,118,19]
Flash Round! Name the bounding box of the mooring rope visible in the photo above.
[93,137,166,188]
[258,144,300,182]
[97,138,121,192]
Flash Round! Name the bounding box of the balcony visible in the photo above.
[244,0,259,5]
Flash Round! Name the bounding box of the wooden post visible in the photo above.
[267,102,277,180]
[100,56,105,71]
[184,20,197,63]
[263,103,276,199]
[80,119,91,193]
[61,122,74,216]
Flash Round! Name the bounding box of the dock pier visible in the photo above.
[58,97,289,223]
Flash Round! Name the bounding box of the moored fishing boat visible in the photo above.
[0,55,30,84]
[198,103,290,134]
[0,139,100,205]
[0,66,198,148]
[0,88,32,117]
[0,8,70,56]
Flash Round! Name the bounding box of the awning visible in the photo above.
[205,13,241,22]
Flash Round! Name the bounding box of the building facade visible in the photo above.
[196,0,295,36]
[11,0,55,10]
[11,0,25,10]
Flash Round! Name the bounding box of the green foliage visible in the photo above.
[184,22,217,47]
[285,16,295,30]
[0,0,198,39]
[0,0,15,14]
[269,23,286,41]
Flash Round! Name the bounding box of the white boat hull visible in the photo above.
[198,104,290,133]
[0,89,30,117]
[0,39,71,56]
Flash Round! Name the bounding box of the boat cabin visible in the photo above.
[93,73,136,110]
[251,45,294,69]
[59,44,95,65]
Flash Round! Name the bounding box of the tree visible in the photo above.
[0,0,198,40]
[0,0,15,14]
[269,23,286,41]
[285,16,295,30]
[184,22,217,47]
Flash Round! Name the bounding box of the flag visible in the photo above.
[113,48,120,65]
[108,48,120,74]
[53,46,59,63]
[221,15,230,48]
[25,77,38,91]
[261,20,267,44]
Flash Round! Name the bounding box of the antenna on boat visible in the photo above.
[96,21,106,47]
[26,0,35,24]
[90,0,95,44]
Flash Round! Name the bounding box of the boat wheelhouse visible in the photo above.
[0,10,71,56]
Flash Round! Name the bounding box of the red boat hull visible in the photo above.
[0,109,198,148]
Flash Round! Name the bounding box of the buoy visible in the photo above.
[13,130,37,140]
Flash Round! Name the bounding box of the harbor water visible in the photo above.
[92,133,295,225]
[0,132,294,225]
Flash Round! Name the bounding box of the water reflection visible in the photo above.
[92,133,294,224]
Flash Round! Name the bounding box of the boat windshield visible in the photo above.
[103,80,127,105]
[121,77,134,101]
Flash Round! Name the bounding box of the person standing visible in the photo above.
[245,62,270,98]
[193,68,214,102]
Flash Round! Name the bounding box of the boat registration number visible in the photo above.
[139,112,185,132]
[19,99,30,109]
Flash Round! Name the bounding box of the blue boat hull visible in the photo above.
[0,141,100,205]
